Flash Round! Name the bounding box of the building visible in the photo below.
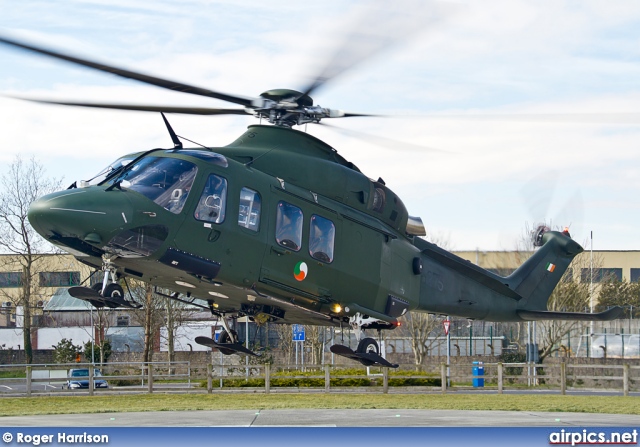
[0,250,639,357]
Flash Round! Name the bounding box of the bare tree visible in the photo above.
[0,156,61,363]
[128,282,164,363]
[399,312,442,368]
[273,324,294,365]
[303,325,325,365]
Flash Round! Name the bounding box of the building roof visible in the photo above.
[44,288,100,312]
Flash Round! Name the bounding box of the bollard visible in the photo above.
[497,362,503,394]
[623,364,630,397]
[26,366,32,397]
[324,364,330,393]
[89,367,94,396]
[147,365,154,394]
[383,368,389,394]
[265,363,271,394]
[560,362,566,395]
[207,364,213,394]
[441,363,447,394]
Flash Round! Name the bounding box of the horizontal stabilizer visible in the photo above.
[517,306,625,321]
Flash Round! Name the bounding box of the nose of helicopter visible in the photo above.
[28,188,135,251]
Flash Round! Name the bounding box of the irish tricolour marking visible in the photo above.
[294,261,308,281]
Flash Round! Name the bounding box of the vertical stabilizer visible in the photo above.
[505,231,583,311]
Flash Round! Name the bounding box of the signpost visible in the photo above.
[444,317,451,387]
[293,324,305,367]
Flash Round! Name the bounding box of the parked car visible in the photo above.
[66,368,109,389]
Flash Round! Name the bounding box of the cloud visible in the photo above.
[1,0,639,250]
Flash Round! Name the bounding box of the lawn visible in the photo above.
[0,393,638,417]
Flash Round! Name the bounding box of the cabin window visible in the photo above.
[194,174,227,224]
[372,187,386,213]
[275,201,303,251]
[238,187,261,231]
[118,156,198,214]
[309,215,335,263]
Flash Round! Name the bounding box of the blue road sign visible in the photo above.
[292,324,305,341]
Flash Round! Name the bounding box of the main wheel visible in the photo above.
[356,337,380,355]
[103,283,124,298]
[219,329,238,344]
[218,329,238,355]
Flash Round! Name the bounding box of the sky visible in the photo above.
[1,0,640,251]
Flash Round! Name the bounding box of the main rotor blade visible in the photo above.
[0,35,256,107]
[7,96,252,115]
[300,1,456,98]
[319,122,449,154]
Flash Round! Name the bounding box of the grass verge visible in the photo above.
[1,394,639,417]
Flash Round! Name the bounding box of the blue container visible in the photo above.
[472,361,484,387]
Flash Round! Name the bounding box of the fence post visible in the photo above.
[147,364,154,394]
[441,363,447,394]
[623,364,630,397]
[560,361,566,395]
[89,367,94,396]
[497,362,503,394]
[207,364,212,394]
[26,365,32,397]
[324,364,330,393]
[265,363,270,394]
[383,367,389,394]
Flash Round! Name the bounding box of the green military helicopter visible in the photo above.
[0,34,623,368]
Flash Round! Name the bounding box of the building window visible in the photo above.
[238,187,261,231]
[275,201,303,251]
[631,268,640,283]
[194,174,227,224]
[580,268,622,283]
[0,272,22,288]
[39,271,81,287]
[116,315,130,327]
[309,215,336,263]
[562,268,573,283]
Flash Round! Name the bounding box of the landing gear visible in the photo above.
[329,313,398,368]
[217,329,239,355]
[195,316,259,357]
[357,337,380,356]
[67,255,140,309]
[103,283,124,299]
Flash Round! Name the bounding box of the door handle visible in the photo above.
[271,246,288,256]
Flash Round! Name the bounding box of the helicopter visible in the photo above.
[0,27,624,368]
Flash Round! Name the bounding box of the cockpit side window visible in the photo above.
[119,157,197,214]
[275,201,303,251]
[194,174,227,224]
[309,215,335,263]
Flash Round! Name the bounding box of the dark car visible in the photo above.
[66,368,109,389]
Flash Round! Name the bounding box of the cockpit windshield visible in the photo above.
[117,157,198,214]
[88,153,140,186]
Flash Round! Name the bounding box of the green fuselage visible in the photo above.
[28,125,579,328]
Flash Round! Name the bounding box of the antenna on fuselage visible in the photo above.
[161,112,183,150]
